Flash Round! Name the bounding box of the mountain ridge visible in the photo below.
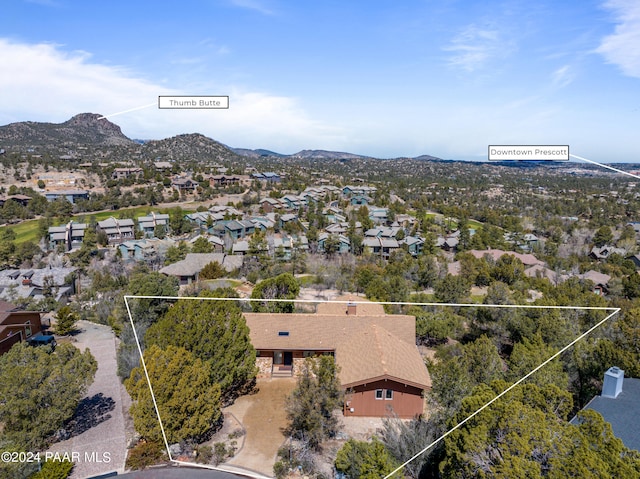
[0,113,443,162]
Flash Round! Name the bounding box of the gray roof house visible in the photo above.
[159,253,244,285]
[570,367,640,451]
[97,217,135,244]
[137,213,170,238]
[0,267,77,302]
[48,221,87,251]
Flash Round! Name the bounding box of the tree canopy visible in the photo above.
[0,343,97,450]
[125,344,222,444]
[145,289,256,404]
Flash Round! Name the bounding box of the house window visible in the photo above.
[375,389,383,400]
[385,389,393,400]
[274,351,283,364]
[303,351,314,358]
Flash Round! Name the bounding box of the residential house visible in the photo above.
[211,220,256,240]
[369,208,389,225]
[3,194,32,207]
[209,175,241,187]
[250,216,276,231]
[154,161,173,171]
[627,254,640,269]
[326,223,349,235]
[118,240,157,261]
[590,245,627,261]
[350,195,373,206]
[570,367,640,451]
[171,177,198,192]
[97,217,135,245]
[137,212,170,238]
[579,270,612,295]
[403,236,425,256]
[232,241,250,255]
[318,233,350,254]
[48,221,87,251]
[260,198,283,213]
[363,237,400,259]
[281,195,304,210]
[44,190,89,204]
[0,267,77,303]
[342,185,377,197]
[159,253,244,285]
[209,205,243,218]
[185,211,224,230]
[468,249,545,268]
[271,235,309,259]
[524,264,561,284]
[279,213,299,230]
[436,235,459,252]
[0,300,44,355]
[112,167,143,179]
[244,297,431,418]
[252,172,281,183]
[188,234,225,252]
[365,226,403,239]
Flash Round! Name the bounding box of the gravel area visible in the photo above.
[224,378,296,476]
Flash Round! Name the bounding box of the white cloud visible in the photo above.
[229,0,274,15]
[597,0,640,78]
[0,38,339,152]
[552,65,574,88]
[444,24,512,72]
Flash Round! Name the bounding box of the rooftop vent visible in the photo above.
[278,331,289,337]
[602,366,624,399]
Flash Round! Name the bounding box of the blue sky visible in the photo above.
[2,0,639,161]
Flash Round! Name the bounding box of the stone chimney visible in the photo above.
[346,302,357,316]
[602,366,624,399]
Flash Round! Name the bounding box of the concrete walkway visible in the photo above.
[48,320,128,478]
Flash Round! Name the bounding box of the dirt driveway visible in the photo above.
[225,378,296,476]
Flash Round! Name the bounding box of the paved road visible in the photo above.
[118,466,241,479]
[48,320,129,479]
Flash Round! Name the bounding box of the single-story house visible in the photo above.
[244,297,431,418]
[159,253,244,285]
[0,267,77,303]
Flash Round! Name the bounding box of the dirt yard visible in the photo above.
[224,378,296,476]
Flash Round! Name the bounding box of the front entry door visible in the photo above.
[284,351,293,366]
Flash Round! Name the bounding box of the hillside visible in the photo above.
[0,113,135,149]
[138,133,243,163]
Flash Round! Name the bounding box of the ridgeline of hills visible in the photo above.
[0,113,135,148]
[0,113,444,162]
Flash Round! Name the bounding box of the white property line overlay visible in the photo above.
[97,103,157,120]
[123,296,620,476]
[570,153,640,180]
